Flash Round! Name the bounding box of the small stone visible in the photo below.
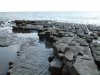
[64,52,75,61]
[58,53,64,59]
[9,65,13,69]
[9,62,14,65]
[48,52,55,62]
[49,57,63,75]
[6,70,12,75]
[17,51,20,53]
[68,41,76,46]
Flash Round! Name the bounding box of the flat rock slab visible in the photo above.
[9,41,53,75]
[72,57,99,75]
[90,42,100,61]
[49,57,63,75]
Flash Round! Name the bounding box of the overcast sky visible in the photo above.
[0,0,100,11]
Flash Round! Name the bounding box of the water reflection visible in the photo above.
[0,44,20,75]
[0,26,53,75]
[13,27,53,50]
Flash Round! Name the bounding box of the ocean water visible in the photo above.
[0,11,100,75]
[0,11,100,25]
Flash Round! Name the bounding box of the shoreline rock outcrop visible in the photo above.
[9,20,100,75]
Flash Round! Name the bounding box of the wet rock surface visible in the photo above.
[9,39,52,75]
[90,42,100,69]
[0,29,24,47]
[0,20,100,75]
[31,21,100,75]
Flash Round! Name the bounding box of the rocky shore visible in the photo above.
[1,20,100,75]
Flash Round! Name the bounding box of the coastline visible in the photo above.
[0,20,100,75]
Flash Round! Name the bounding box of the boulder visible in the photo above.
[43,25,48,28]
[68,32,75,37]
[64,52,75,62]
[56,37,75,45]
[9,62,14,65]
[90,33,98,39]
[68,41,77,46]
[58,31,65,37]
[58,53,64,59]
[90,42,100,68]
[53,33,58,37]
[85,35,93,43]
[14,20,26,25]
[45,31,51,38]
[48,52,55,62]
[53,43,67,53]
[79,40,88,47]
[87,25,99,31]
[38,32,45,38]
[49,57,63,75]
[62,65,72,75]
[48,35,59,42]
[97,32,100,37]
[77,29,85,38]
[72,56,99,75]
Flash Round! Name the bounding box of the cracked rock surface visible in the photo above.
[6,20,100,75]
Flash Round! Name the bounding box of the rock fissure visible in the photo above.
[5,20,100,75]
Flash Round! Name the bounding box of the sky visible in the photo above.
[0,0,100,11]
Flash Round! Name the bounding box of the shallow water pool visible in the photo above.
[0,44,20,75]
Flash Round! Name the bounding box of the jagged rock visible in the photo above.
[64,52,75,62]
[90,33,98,39]
[45,40,53,48]
[62,65,72,75]
[62,45,99,75]
[0,21,4,24]
[79,40,88,47]
[49,57,63,75]
[13,24,44,31]
[68,41,77,46]
[85,35,93,43]
[47,35,59,42]
[87,25,100,32]
[48,52,55,62]
[5,20,100,75]
[38,32,45,38]
[56,37,75,45]
[9,62,14,65]
[44,28,48,31]
[6,70,12,75]
[72,56,99,75]
[58,53,64,59]
[65,46,83,56]
[77,29,85,38]
[53,33,58,37]
[68,32,75,37]
[43,25,48,28]
[45,31,51,37]
[14,20,26,25]
[58,31,65,37]
[53,43,67,53]
[9,65,13,69]
[14,20,52,25]
[90,42,100,68]
[97,32,100,37]
[37,28,44,33]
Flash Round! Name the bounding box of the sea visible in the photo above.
[0,11,100,75]
[0,11,100,25]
